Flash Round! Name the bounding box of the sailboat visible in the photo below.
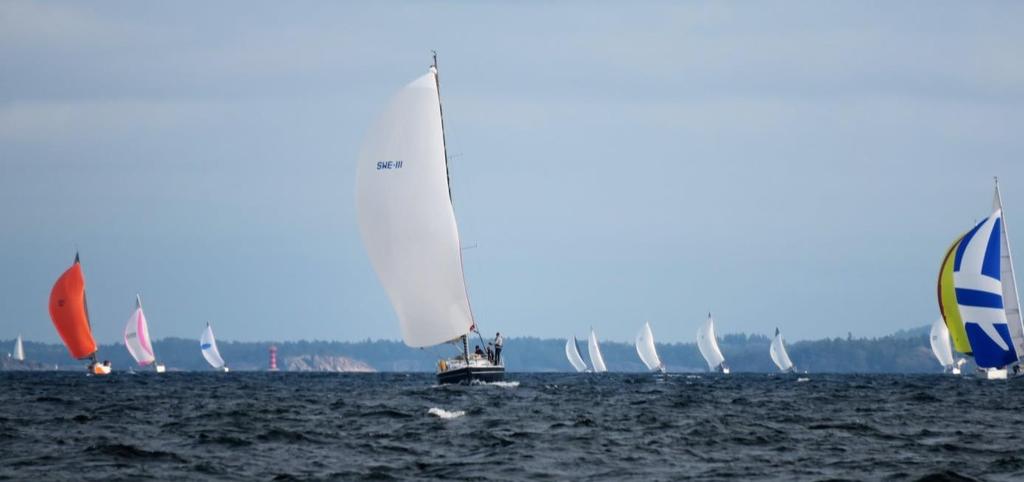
[12,335,24,363]
[697,313,729,373]
[937,178,1023,380]
[635,322,665,373]
[588,328,608,373]
[929,318,962,374]
[355,54,503,384]
[124,295,165,373]
[200,323,228,372]
[48,253,110,375]
[769,328,795,373]
[565,336,589,372]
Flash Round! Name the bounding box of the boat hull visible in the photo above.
[437,365,505,384]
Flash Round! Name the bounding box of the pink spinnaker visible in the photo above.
[124,295,156,366]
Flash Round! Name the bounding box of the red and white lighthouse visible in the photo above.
[268,345,279,371]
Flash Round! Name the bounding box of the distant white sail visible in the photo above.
[13,335,24,362]
[200,323,226,370]
[588,329,607,373]
[124,295,156,366]
[929,318,955,369]
[697,314,726,372]
[355,67,475,348]
[565,336,588,372]
[769,328,794,372]
[635,322,664,372]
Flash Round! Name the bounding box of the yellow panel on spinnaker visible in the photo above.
[938,235,971,353]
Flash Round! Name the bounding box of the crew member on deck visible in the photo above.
[474,345,484,358]
[493,332,503,364]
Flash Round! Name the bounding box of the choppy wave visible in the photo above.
[427,407,466,419]
[1,372,1022,480]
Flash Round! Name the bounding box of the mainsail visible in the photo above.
[769,328,794,372]
[635,322,664,372]
[995,181,1024,362]
[565,336,588,372]
[355,65,475,348]
[48,253,97,360]
[937,207,1022,368]
[697,314,726,371]
[929,318,955,369]
[13,335,24,362]
[124,294,156,367]
[200,323,226,370]
[588,328,607,373]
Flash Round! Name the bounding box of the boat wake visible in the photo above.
[428,407,465,419]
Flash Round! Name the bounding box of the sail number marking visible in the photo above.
[377,160,404,170]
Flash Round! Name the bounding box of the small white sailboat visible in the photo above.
[565,336,589,372]
[635,322,665,373]
[937,178,1024,380]
[697,313,729,373]
[588,328,608,373]
[355,53,503,384]
[200,323,228,372]
[124,295,165,373]
[929,318,962,375]
[12,335,24,362]
[769,328,795,373]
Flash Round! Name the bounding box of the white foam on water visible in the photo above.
[486,381,520,388]
[468,380,520,388]
[685,375,701,379]
[428,407,465,419]
[797,377,810,382]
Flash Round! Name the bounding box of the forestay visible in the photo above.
[355,67,475,348]
[124,295,156,367]
[588,329,607,373]
[635,322,664,372]
[929,318,955,368]
[200,323,226,370]
[769,328,794,372]
[697,315,726,371]
[565,337,588,372]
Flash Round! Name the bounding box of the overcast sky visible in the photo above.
[2,1,1023,346]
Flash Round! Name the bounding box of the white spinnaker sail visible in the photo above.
[697,315,726,371]
[769,328,794,372]
[635,322,663,372]
[356,67,474,348]
[200,323,225,369]
[588,329,607,373]
[565,337,588,372]
[994,180,1024,357]
[930,318,955,368]
[124,295,156,366]
[13,335,23,362]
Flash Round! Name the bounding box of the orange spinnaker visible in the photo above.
[48,259,97,359]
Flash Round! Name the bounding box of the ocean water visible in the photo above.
[0,372,1020,481]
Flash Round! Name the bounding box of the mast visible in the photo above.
[994,177,1024,361]
[432,51,479,339]
[432,51,453,203]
